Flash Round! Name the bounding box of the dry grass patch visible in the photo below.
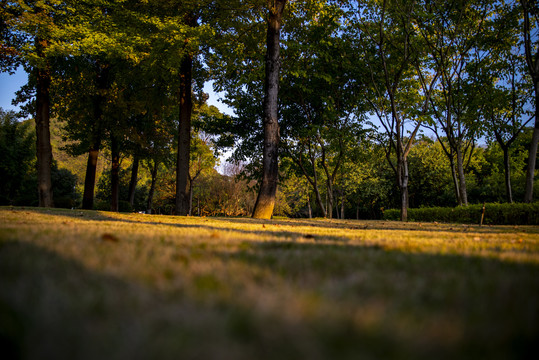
[1,207,538,359]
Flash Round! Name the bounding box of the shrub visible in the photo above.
[383,203,539,225]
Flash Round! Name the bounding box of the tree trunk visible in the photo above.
[146,160,158,214]
[82,146,100,210]
[34,54,53,207]
[175,54,193,216]
[252,0,287,219]
[503,146,514,203]
[110,136,120,212]
[524,84,539,203]
[449,155,462,206]
[307,192,312,219]
[456,146,468,206]
[188,179,193,216]
[128,154,139,207]
[82,62,108,210]
[341,191,345,220]
[399,158,409,222]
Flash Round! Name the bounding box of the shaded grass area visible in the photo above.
[1,207,539,359]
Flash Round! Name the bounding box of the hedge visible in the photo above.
[383,202,539,225]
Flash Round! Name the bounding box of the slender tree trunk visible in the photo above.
[502,146,514,203]
[399,158,409,222]
[146,160,158,214]
[449,155,462,206]
[309,158,326,217]
[341,191,345,220]
[456,146,468,206]
[252,0,287,219]
[307,192,312,219]
[128,154,139,207]
[175,54,193,215]
[313,183,326,218]
[110,136,120,212]
[522,0,539,202]
[188,179,193,216]
[34,53,53,207]
[524,84,539,203]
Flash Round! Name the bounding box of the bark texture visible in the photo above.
[252,0,287,219]
[82,63,108,210]
[82,146,100,209]
[35,40,53,207]
[146,160,158,214]
[522,0,539,202]
[110,136,120,212]
[128,155,139,207]
[524,84,539,203]
[175,54,193,215]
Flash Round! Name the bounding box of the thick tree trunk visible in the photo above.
[524,84,539,203]
[175,54,193,216]
[82,63,108,210]
[110,136,120,212]
[146,160,158,214]
[35,58,53,207]
[503,146,514,203]
[456,146,468,206]
[128,154,139,207]
[82,146,100,210]
[252,0,287,219]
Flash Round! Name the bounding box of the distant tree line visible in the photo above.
[0,0,537,220]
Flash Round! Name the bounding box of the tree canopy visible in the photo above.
[1,0,537,219]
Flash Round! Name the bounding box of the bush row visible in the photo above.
[383,203,539,225]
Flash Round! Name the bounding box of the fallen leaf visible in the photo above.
[101,233,119,242]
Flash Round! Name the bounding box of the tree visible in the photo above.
[349,0,435,220]
[188,131,218,215]
[280,2,361,218]
[520,0,539,202]
[3,1,71,207]
[252,0,288,219]
[0,109,35,205]
[416,0,495,206]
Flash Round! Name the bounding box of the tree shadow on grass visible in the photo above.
[1,236,539,360]
[8,207,537,237]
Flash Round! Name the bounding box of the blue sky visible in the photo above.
[0,67,27,112]
[0,67,232,116]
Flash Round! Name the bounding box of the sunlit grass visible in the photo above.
[1,207,538,359]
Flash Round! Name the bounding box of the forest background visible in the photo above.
[1,0,538,221]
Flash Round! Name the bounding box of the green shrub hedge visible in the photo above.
[383,203,539,225]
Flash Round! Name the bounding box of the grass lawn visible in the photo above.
[1,207,538,359]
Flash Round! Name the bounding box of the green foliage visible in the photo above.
[0,109,35,205]
[383,203,539,225]
[95,165,148,212]
[52,166,79,208]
